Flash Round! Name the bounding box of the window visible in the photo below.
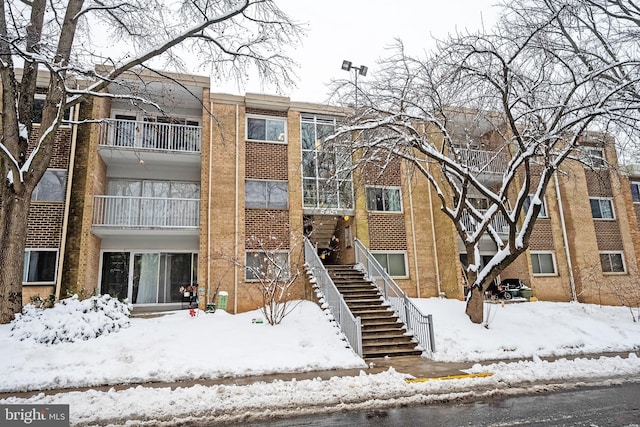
[600,252,626,273]
[245,180,288,208]
[631,182,640,203]
[583,148,605,168]
[245,251,290,281]
[31,96,72,125]
[247,116,286,143]
[366,186,402,212]
[32,169,67,202]
[530,252,556,275]
[301,114,353,211]
[590,198,615,219]
[23,250,58,283]
[523,195,548,218]
[372,252,407,277]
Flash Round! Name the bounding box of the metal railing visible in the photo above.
[354,238,436,354]
[460,210,511,234]
[304,237,363,357]
[93,196,200,228]
[454,148,509,174]
[99,118,201,152]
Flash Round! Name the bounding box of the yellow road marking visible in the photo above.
[406,372,493,383]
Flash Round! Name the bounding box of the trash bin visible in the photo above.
[217,291,228,311]
[520,288,533,299]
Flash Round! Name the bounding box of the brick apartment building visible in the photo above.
[18,70,640,312]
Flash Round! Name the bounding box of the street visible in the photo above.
[248,382,640,426]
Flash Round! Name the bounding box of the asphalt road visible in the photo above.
[249,382,640,427]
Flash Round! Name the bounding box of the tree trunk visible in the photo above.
[0,194,31,324]
[465,285,484,324]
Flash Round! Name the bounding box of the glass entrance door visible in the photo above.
[132,253,160,304]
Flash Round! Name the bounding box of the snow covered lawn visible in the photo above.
[1,297,639,425]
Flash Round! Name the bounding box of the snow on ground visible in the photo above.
[1,297,639,425]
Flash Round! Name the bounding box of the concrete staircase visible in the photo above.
[325,265,422,359]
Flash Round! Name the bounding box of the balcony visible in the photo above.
[453,148,509,176]
[92,196,199,235]
[99,119,201,153]
[460,210,511,235]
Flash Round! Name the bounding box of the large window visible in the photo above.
[600,252,625,273]
[247,116,286,143]
[301,113,353,211]
[590,198,615,219]
[245,251,290,281]
[530,252,556,275]
[372,252,408,277]
[631,182,640,203]
[523,195,548,218]
[245,180,288,208]
[32,169,67,202]
[366,186,402,212]
[23,250,58,283]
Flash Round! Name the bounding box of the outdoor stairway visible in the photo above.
[325,265,422,359]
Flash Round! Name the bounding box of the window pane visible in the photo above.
[170,182,200,199]
[367,188,384,211]
[373,254,388,271]
[301,122,316,150]
[532,253,554,274]
[387,254,406,276]
[266,120,285,142]
[385,189,401,212]
[245,252,265,280]
[25,250,57,282]
[600,253,612,272]
[339,181,354,209]
[32,170,67,201]
[247,118,265,140]
[245,180,266,208]
[600,200,613,218]
[610,254,624,272]
[303,179,318,207]
[267,181,288,208]
[302,151,316,177]
[632,183,640,203]
[590,199,602,218]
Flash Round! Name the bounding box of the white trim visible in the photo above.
[245,114,287,144]
[599,251,627,274]
[530,251,558,276]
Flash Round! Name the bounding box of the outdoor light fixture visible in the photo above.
[341,59,368,108]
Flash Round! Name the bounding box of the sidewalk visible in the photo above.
[3,351,631,401]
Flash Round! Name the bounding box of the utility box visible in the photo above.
[217,291,228,311]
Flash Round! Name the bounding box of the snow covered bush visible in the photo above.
[9,294,132,345]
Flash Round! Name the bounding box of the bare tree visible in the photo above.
[331,0,640,324]
[0,0,303,323]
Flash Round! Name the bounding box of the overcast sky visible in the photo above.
[213,0,500,103]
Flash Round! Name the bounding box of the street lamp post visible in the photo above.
[341,60,368,109]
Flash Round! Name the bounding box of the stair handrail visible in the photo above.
[353,238,436,353]
[304,237,363,357]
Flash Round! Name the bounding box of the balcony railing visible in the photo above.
[453,148,509,174]
[93,196,200,228]
[99,119,201,152]
[460,210,511,235]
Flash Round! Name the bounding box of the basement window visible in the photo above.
[371,251,408,278]
[23,249,58,284]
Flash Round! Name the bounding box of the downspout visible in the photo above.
[554,171,577,301]
[55,101,80,300]
[234,104,239,314]
[207,100,213,305]
[407,173,421,298]
[427,165,442,296]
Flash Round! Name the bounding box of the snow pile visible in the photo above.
[9,294,131,345]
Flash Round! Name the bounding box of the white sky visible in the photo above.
[214,0,500,103]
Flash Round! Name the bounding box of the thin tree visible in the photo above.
[331,0,640,323]
[0,0,303,323]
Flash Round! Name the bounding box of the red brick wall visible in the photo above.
[245,141,288,180]
[26,203,64,247]
[245,209,290,250]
